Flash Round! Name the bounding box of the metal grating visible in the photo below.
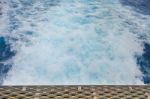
[0,86,149,99]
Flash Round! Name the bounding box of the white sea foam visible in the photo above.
[1,0,150,85]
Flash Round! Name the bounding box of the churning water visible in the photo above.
[0,0,150,85]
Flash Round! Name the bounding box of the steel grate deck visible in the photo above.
[0,86,149,99]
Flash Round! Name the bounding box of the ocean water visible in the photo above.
[0,0,150,85]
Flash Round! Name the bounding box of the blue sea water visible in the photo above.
[0,0,150,85]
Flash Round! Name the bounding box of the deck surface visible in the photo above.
[0,86,149,99]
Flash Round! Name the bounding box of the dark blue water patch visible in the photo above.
[0,36,16,84]
[0,37,15,61]
[137,43,150,84]
[120,0,150,15]
[0,63,12,84]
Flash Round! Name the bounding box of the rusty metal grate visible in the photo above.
[0,86,149,99]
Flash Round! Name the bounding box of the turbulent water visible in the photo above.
[0,0,150,85]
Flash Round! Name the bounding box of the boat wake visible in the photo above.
[0,0,150,85]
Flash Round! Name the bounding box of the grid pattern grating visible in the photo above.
[0,86,149,99]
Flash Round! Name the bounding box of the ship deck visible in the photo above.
[0,86,149,99]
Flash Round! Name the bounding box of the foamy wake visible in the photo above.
[0,0,150,85]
